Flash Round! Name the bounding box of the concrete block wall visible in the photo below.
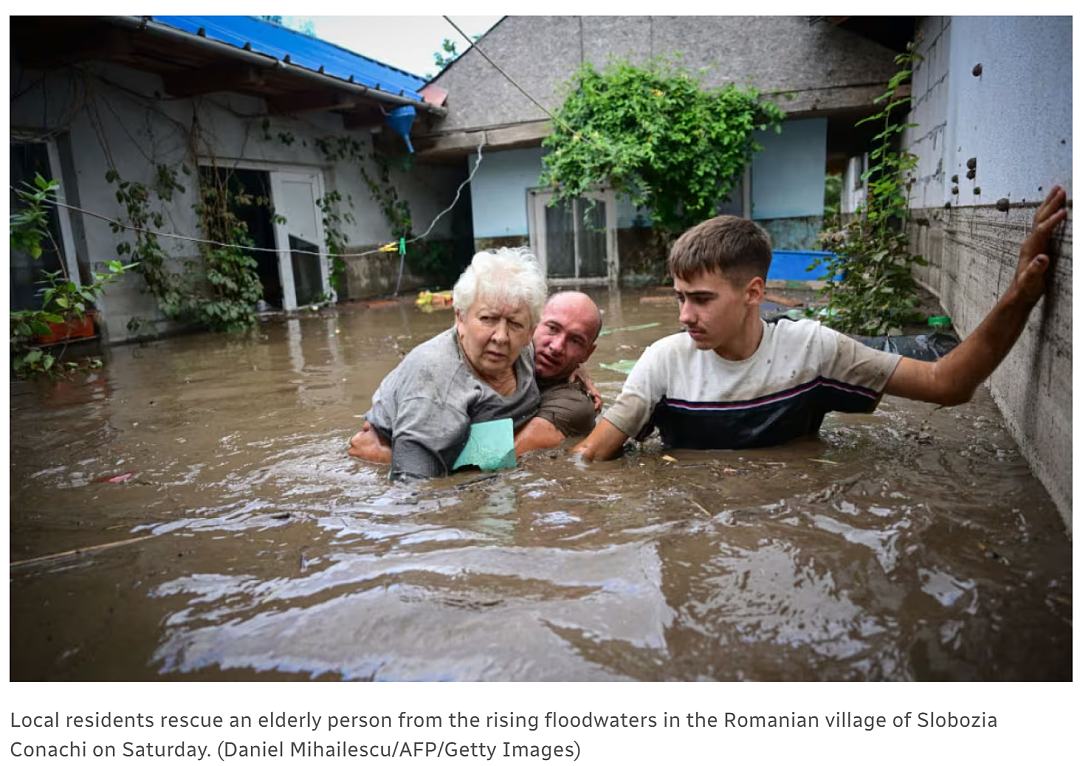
[904,17,1073,531]
[909,208,1072,532]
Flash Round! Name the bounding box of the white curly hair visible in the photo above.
[452,247,547,325]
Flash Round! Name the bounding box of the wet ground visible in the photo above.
[8,287,1072,680]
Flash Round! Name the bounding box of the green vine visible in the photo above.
[540,55,785,234]
[107,164,188,322]
[356,146,414,242]
[318,133,458,279]
[108,159,266,332]
[813,40,926,335]
[191,164,265,331]
[317,188,354,297]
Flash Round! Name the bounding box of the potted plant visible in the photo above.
[10,174,132,377]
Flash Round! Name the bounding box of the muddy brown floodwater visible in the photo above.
[8,287,1072,681]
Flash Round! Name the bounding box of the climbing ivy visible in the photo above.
[107,164,188,323]
[318,188,354,296]
[108,160,266,332]
[813,40,926,335]
[191,165,266,331]
[540,56,785,233]
[316,133,458,279]
[356,145,414,243]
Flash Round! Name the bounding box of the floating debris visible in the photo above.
[599,359,638,374]
[97,472,137,484]
[599,322,660,336]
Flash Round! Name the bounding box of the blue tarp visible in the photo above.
[152,16,428,101]
[768,250,839,281]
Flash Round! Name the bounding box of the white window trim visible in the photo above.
[526,186,619,285]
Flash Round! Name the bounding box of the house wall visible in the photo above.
[10,61,458,341]
[752,117,827,251]
[431,16,902,135]
[468,120,830,271]
[903,16,1073,531]
[435,18,870,273]
[469,147,543,247]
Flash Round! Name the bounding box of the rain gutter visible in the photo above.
[108,16,448,117]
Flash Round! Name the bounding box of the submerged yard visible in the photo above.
[8,287,1072,680]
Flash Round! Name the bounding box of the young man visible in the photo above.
[574,185,1069,460]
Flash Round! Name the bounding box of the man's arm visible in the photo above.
[885,185,1068,404]
[513,417,566,455]
[568,364,603,414]
[571,418,631,461]
[348,421,391,464]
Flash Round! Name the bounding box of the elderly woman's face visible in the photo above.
[455,296,534,382]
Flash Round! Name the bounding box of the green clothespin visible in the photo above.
[399,237,406,256]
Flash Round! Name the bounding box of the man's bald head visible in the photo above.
[533,291,602,381]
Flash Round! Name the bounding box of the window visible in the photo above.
[527,188,618,283]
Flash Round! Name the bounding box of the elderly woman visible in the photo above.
[350,248,547,480]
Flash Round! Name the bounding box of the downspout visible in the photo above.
[107,15,448,117]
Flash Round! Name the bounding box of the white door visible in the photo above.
[270,170,329,310]
[528,188,618,284]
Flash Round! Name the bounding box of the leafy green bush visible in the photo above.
[813,42,926,335]
[540,56,785,233]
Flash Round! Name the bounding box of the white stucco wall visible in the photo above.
[469,147,544,239]
[751,118,827,219]
[10,61,458,340]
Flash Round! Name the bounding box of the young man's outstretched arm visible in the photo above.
[885,185,1068,404]
[571,418,631,461]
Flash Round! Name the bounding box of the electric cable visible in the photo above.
[9,137,484,264]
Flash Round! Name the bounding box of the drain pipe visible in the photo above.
[107,16,447,117]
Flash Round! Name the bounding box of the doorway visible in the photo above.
[200,166,282,308]
[270,170,330,310]
[198,164,330,311]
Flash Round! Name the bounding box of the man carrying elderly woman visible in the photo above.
[353,247,548,481]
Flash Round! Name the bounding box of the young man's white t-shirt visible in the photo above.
[603,319,902,449]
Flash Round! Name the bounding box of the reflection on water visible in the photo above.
[8,288,1072,680]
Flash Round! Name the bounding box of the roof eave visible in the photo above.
[109,16,448,117]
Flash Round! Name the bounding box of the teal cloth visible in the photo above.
[452,418,516,471]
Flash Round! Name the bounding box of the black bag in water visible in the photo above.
[764,312,959,361]
[849,332,959,361]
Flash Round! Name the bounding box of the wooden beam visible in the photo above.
[769,83,911,117]
[414,121,552,157]
[162,63,265,98]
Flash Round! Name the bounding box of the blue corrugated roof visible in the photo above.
[152,16,428,101]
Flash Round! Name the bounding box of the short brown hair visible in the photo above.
[668,216,772,285]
